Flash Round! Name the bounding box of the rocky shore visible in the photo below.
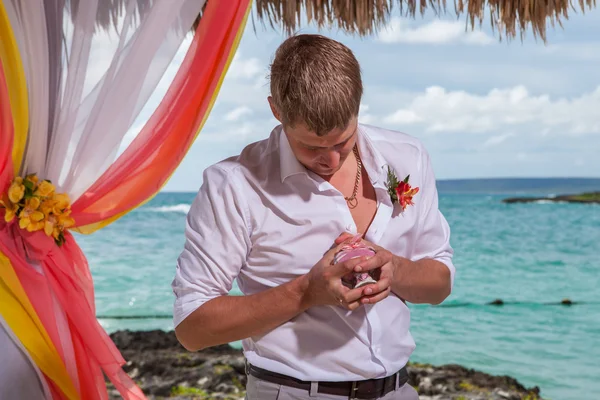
[502,191,600,204]
[106,330,543,400]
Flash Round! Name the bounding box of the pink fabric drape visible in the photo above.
[71,0,252,232]
[0,223,145,400]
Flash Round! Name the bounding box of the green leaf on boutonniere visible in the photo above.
[385,166,400,203]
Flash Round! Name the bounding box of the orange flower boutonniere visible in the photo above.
[385,167,419,212]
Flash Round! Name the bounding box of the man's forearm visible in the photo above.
[175,275,310,351]
[391,257,451,305]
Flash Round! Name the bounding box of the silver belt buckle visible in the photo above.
[350,381,359,400]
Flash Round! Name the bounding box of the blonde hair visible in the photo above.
[269,34,363,136]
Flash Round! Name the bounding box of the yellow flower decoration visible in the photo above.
[34,180,55,197]
[53,193,71,213]
[45,211,75,241]
[0,174,74,246]
[19,197,45,232]
[24,174,38,186]
[0,194,18,223]
[8,177,25,203]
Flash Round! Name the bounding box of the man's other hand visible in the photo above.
[302,241,372,311]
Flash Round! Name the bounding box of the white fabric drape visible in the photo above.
[5,0,51,177]
[7,0,206,201]
[1,1,206,397]
[0,315,51,399]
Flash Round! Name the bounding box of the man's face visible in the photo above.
[284,117,358,177]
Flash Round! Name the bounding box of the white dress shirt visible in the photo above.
[172,123,455,381]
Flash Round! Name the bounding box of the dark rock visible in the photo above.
[105,330,544,399]
[502,191,600,204]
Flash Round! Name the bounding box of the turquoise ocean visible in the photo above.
[76,178,600,400]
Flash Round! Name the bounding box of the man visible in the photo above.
[172,34,454,400]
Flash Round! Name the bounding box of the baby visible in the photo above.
[333,233,378,288]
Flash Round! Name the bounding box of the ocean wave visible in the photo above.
[145,204,191,214]
[533,200,566,204]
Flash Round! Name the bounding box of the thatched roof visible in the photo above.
[254,0,597,42]
[67,0,596,42]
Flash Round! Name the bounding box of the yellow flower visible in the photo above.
[8,177,25,203]
[44,214,57,237]
[24,174,39,186]
[52,193,71,213]
[26,220,45,232]
[0,194,19,223]
[45,211,75,239]
[40,198,56,216]
[18,197,45,232]
[34,180,55,197]
[58,212,75,229]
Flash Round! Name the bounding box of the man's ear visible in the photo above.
[267,96,282,122]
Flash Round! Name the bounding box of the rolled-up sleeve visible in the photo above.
[412,148,456,290]
[171,165,251,328]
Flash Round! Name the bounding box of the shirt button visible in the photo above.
[346,224,353,231]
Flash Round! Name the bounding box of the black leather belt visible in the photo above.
[247,363,409,399]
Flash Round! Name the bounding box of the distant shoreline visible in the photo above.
[502,191,600,204]
[160,177,600,195]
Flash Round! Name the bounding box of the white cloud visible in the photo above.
[228,52,264,80]
[200,117,277,144]
[225,106,253,121]
[383,85,600,136]
[377,17,494,45]
[358,104,375,124]
[482,133,514,148]
[540,43,600,61]
[384,109,422,124]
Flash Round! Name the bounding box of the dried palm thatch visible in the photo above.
[254,0,597,42]
[67,0,596,42]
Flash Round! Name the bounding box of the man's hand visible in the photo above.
[301,241,372,311]
[335,232,452,305]
[334,233,394,305]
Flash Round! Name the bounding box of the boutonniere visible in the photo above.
[385,167,419,212]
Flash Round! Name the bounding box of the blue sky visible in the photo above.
[141,6,600,192]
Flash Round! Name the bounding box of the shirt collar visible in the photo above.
[355,124,388,185]
[279,126,307,182]
[278,123,388,184]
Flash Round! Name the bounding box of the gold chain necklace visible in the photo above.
[344,145,362,209]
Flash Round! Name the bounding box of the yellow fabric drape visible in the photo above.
[0,251,79,399]
[0,1,29,174]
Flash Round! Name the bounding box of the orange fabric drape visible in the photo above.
[72,0,252,234]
